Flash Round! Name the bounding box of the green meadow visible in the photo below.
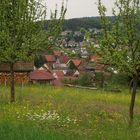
[0,85,140,140]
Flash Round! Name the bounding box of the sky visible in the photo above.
[45,0,115,19]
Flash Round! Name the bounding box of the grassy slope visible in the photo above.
[0,85,140,140]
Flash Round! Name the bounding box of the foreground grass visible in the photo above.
[0,85,140,140]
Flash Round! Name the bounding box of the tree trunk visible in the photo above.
[101,72,105,88]
[129,76,138,125]
[10,63,15,103]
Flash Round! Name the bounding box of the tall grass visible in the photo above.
[0,121,82,140]
[0,85,140,140]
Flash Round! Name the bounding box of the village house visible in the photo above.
[80,47,89,58]
[0,53,108,87]
[37,64,49,71]
[29,70,55,84]
[67,59,82,69]
[67,59,86,74]
[52,70,65,86]
[90,55,102,63]
[89,55,105,72]
[61,59,84,80]
[0,62,34,85]
[43,55,56,69]
[53,55,69,70]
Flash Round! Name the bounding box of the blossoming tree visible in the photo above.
[98,0,140,125]
[0,0,66,102]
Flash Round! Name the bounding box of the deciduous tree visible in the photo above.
[0,0,66,102]
[98,0,140,125]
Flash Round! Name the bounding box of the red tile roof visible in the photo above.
[29,70,55,80]
[59,55,69,64]
[90,55,102,63]
[44,55,56,62]
[95,64,105,71]
[71,59,82,67]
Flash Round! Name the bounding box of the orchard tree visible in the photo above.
[98,0,140,124]
[0,0,66,102]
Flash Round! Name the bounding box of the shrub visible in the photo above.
[108,73,129,86]
[78,73,94,86]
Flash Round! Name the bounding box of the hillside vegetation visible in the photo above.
[63,17,116,31]
[63,17,101,31]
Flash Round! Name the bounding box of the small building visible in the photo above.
[67,59,85,73]
[52,70,65,86]
[53,70,64,80]
[29,70,55,84]
[90,55,102,63]
[38,64,49,70]
[53,55,69,70]
[0,62,33,72]
[43,55,56,69]
[59,55,69,64]
[95,64,106,73]
[67,59,82,69]
[90,55,107,73]
[0,62,34,85]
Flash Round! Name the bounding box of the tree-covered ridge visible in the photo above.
[62,16,115,31]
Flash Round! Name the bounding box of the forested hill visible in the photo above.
[63,16,114,31]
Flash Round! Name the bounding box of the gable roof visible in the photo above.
[90,55,102,63]
[59,55,69,64]
[44,55,56,62]
[38,64,49,70]
[71,59,82,67]
[95,64,105,72]
[29,70,55,80]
